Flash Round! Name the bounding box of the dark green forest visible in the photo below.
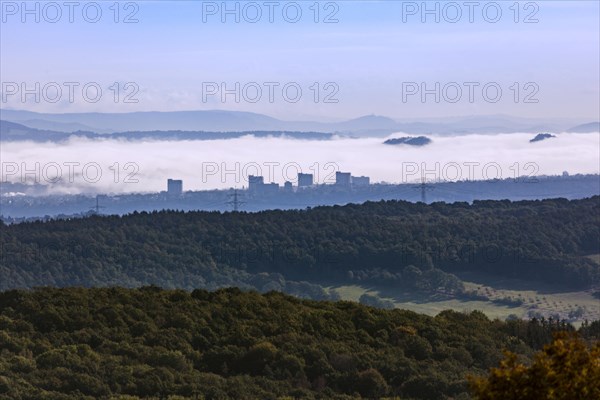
[1,287,599,399]
[1,197,599,295]
[1,198,599,398]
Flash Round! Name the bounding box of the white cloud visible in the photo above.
[1,132,598,194]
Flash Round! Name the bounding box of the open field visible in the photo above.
[334,284,525,317]
[457,274,600,323]
[333,284,530,320]
[587,254,600,264]
[332,265,600,325]
[333,283,599,324]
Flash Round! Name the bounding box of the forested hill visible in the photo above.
[1,197,598,291]
[0,287,598,399]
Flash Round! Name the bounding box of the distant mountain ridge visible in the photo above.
[567,122,600,133]
[0,120,334,142]
[1,109,591,137]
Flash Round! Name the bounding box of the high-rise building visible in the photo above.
[248,175,264,193]
[352,176,370,186]
[167,179,183,197]
[283,181,293,191]
[335,171,351,187]
[298,173,314,187]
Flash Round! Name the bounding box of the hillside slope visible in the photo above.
[1,197,599,292]
[1,287,597,399]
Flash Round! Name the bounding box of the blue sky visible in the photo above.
[1,0,599,120]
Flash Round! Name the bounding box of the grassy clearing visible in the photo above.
[331,275,600,324]
[331,256,600,323]
[586,254,600,264]
[459,279,600,323]
[332,284,529,320]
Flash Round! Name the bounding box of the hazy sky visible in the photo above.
[1,1,599,120]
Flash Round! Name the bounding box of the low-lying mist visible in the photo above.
[1,132,598,195]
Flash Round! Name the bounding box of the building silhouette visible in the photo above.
[167,179,183,197]
[298,173,314,187]
[335,172,351,187]
[352,176,370,186]
[248,175,264,193]
[262,182,279,195]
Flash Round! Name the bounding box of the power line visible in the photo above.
[89,195,105,215]
[413,178,434,203]
[226,189,245,212]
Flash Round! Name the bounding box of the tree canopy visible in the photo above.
[0,287,598,399]
[1,197,598,293]
[470,332,600,400]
